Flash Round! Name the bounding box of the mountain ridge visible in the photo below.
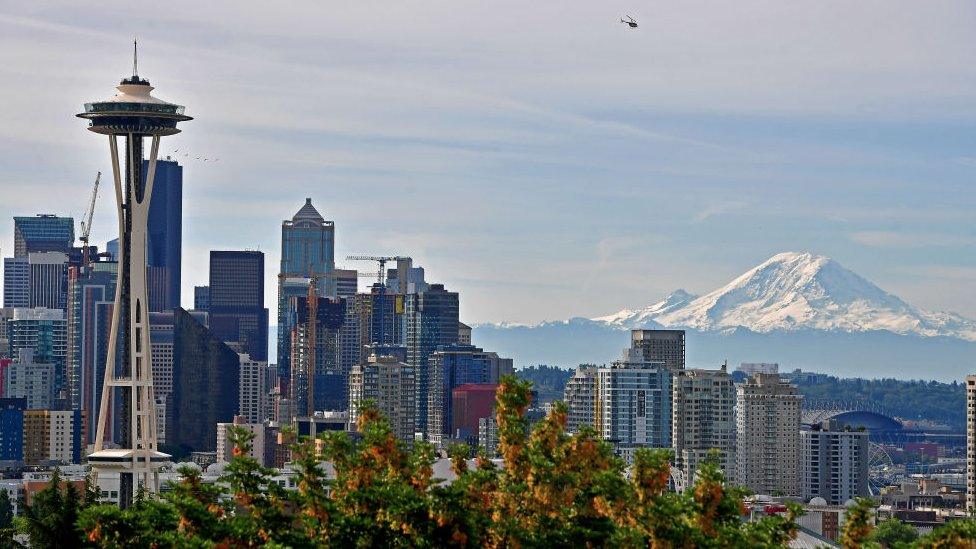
[482,251,976,342]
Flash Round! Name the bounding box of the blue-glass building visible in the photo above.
[169,308,240,455]
[144,159,182,312]
[208,251,269,362]
[276,198,335,368]
[404,284,460,434]
[427,344,491,440]
[0,398,26,461]
[13,214,74,258]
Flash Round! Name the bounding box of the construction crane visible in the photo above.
[345,255,408,286]
[79,171,101,268]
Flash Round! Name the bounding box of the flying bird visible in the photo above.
[621,15,638,28]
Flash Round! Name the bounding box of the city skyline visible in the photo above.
[0,2,974,328]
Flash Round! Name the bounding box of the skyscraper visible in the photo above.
[78,47,190,505]
[8,308,67,397]
[630,329,685,370]
[595,349,673,460]
[405,284,459,434]
[208,251,269,362]
[170,308,239,454]
[277,199,335,366]
[4,350,55,410]
[13,215,74,258]
[348,351,416,442]
[27,252,69,310]
[65,262,117,442]
[0,398,26,461]
[736,373,802,497]
[426,344,493,444]
[801,420,869,505]
[672,366,736,484]
[3,257,29,308]
[287,289,346,416]
[564,365,598,434]
[239,354,275,424]
[144,158,182,312]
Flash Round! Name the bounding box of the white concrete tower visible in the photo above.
[77,42,192,508]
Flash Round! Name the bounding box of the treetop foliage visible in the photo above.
[9,376,976,548]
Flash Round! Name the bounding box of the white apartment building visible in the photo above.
[800,419,869,505]
[736,373,802,497]
[672,366,736,483]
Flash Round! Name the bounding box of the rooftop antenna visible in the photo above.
[132,38,138,78]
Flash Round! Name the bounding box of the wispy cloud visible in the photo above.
[849,231,975,248]
[692,201,748,223]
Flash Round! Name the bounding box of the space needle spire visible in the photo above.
[77,45,192,508]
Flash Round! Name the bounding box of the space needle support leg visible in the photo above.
[91,134,126,489]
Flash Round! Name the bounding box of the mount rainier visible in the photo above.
[472,252,976,380]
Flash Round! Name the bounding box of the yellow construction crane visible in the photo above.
[79,171,101,267]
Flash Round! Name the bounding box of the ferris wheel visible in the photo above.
[868,442,897,495]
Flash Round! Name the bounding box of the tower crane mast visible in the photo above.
[80,171,101,267]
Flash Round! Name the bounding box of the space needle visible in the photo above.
[77,42,191,507]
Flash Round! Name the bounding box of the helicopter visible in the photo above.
[620,15,638,28]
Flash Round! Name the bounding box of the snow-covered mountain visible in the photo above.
[594,252,976,341]
[472,252,976,379]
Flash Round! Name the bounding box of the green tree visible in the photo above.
[20,469,87,548]
[870,518,918,548]
[0,488,13,529]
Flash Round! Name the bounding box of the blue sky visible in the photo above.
[0,1,974,324]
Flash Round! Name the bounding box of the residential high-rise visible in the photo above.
[405,284,459,434]
[564,365,597,434]
[239,354,275,424]
[736,373,802,497]
[216,416,273,467]
[22,409,85,465]
[13,215,74,258]
[144,158,182,312]
[485,352,514,383]
[208,251,269,361]
[169,308,239,454]
[3,349,55,410]
[78,46,190,505]
[8,308,67,397]
[630,329,685,370]
[595,349,673,460]
[3,257,29,308]
[277,199,336,366]
[426,344,493,444]
[801,420,869,505]
[0,398,26,461]
[672,366,736,484]
[967,375,976,512]
[348,351,416,442]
